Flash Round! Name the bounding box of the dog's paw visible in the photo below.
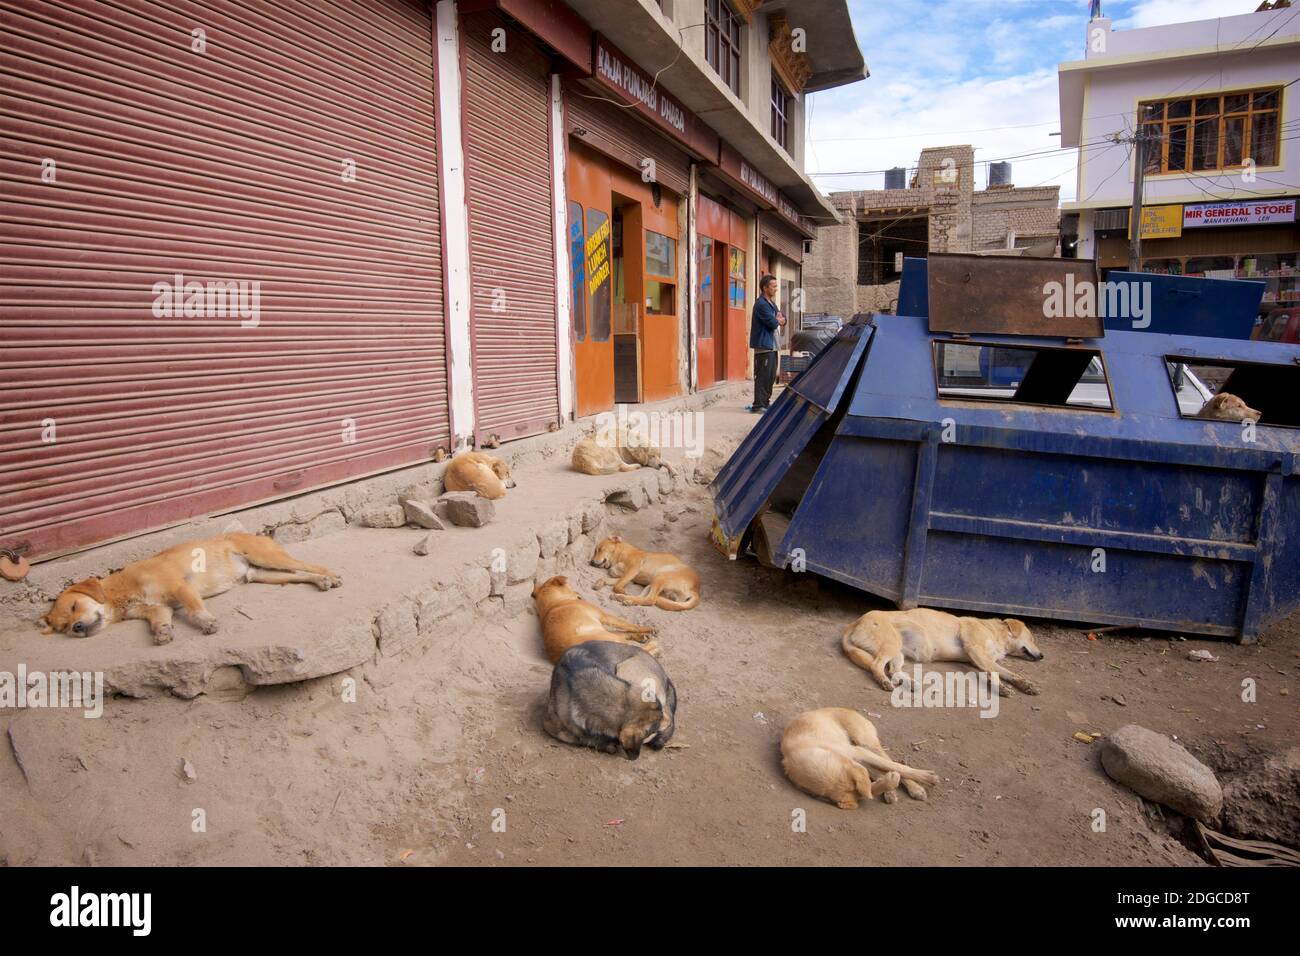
[836,797,860,810]
[997,681,1014,698]
[199,617,220,635]
[903,780,929,802]
[641,640,662,657]
[1019,681,1040,696]
[153,625,175,646]
[328,574,343,589]
[880,788,899,804]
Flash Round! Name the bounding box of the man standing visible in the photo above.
[748,274,785,412]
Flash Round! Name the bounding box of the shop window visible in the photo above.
[1168,360,1300,427]
[934,342,1113,410]
[728,248,747,309]
[771,72,791,151]
[585,208,612,342]
[645,231,676,278]
[699,238,714,339]
[567,201,586,342]
[646,280,675,316]
[1139,87,1282,174]
[705,0,742,95]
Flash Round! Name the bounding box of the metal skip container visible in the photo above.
[710,255,1300,643]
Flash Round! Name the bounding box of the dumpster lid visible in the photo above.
[927,253,1104,339]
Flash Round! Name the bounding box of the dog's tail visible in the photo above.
[841,624,893,691]
[654,592,699,612]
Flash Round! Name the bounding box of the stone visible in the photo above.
[490,568,507,597]
[536,520,568,558]
[273,510,345,544]
[507,542,540,584]
[403,499,446,530]
[356,504,406,529]
[440,491,495,528]
[503,582,533,618]
[606,484,650,511]
[413,535,434,557]
[374,599,418,655]
[1100,724,1223,823]
[580,502,604,533]
[1219,748,1300,848]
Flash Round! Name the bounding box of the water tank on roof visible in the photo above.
[989,162,1012,187]
[884,167,907,190]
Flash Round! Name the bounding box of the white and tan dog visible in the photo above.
[443,451,516,499]
[590,536,701,611]
[1196,392,1260,423]
[41,533,341,644]
[571,429,675,476]
[842,608,1043,697]
[781,707,939,809]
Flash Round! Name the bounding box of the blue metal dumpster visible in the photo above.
[711,262,1300,643]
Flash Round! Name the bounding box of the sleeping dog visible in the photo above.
[41,533,341,644]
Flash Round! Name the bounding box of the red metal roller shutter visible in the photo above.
[760,213,805,264]
[460,10,558,442]
[563,82,691,197]
[0,0,448,560]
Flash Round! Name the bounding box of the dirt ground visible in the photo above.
[2,479,1297,867]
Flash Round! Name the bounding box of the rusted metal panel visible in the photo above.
[927,253,1104,339]
[0,0,448,559]
[460,9,559,441]
[564,78,692,199]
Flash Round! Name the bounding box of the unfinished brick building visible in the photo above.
[803,145,1061,317]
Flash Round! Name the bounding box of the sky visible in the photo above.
[805,0,1266,202]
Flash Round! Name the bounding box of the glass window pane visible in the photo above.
[1167,123,1188,171]
[1251,111,1278,166]
[567,201,585,342]
[1192,119,1219,170]
[1167,98,1192,119]
[1223,116,1245,166]
[1253,89,1279,110]
[645,280,674,315]
[1224,93,1249,114]
[1195,96,1220,116]
[1140,102,1163,122]
[645,231,676,277]
[585,208,612,342]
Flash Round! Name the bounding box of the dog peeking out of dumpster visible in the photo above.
[40,533,342,644]
[590,536,701,611]
[1195,392,1261,423]
[781,707,939,809]
[841,608,1043,697]
[443,451,516,499]
[543,641,677,760]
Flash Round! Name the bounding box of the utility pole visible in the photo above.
[1128,128,1150,273]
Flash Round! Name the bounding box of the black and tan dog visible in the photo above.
[41,533,341,644]
[544,640,677,760]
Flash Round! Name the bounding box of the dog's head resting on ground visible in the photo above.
[488,456,517,489]
[546,641,676,760]
[1196,392,1261,423]
[531,574,581,615]
[590,536,626,570]
[41,578,111,637]
[1000,619,1043,660]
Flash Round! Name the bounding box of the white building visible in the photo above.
[1058,4,1299,307]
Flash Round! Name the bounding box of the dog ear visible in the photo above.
[67,577,107,603]
[552,575,568,586]
[38,614,54,635]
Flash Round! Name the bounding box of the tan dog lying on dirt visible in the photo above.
[531,574,659,663]
[590,536,700,611]
[571,431,675,476]
[40,533,341,644]
[443,451,516,499]
[1196,392,1260,423]
[842,607,1043,697]
[781,707,939,809]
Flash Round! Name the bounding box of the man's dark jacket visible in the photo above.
[750,295,779,350]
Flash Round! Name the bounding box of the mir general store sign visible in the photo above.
[1183,198,1296,228]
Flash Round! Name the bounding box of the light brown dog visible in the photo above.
[781,707,939,809]
[590,536,701,611]
[531,574,659,663]
[571,431,675,476]
[842,608,1043,697]
[40,533,341,644]
[444,451,516,499]
[1196,392,1260,423]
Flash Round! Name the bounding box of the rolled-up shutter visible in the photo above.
[564,79,690,197]
[0,0,448,560]
[760,213,805,264]
[460,10,558,442]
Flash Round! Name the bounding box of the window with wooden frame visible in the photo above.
[1139,87,1281,174]
[705,0,742,95]
[771,72,791,150]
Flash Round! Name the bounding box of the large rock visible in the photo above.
[438,491,495,528]
[1100,724,1223,823]
[402,498,445,530]
[1219,748,1300,847]
[355,504,406,529]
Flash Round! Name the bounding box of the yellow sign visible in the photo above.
[1128,204,1183,240]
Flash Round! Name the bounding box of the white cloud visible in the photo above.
[1117,0,1264,30]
